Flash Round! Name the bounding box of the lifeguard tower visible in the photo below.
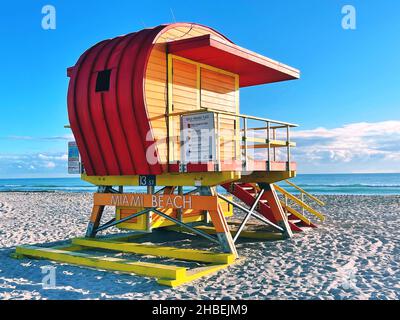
[14,23,324,287]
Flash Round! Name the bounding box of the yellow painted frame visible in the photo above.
[16,245,186,280]
[167,53,240,165]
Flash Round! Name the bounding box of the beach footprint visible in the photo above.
[0,202,5,214]
[0,202,14,215]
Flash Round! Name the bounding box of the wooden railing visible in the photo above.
[168,108,298,171]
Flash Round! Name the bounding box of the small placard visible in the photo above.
[139,175,156,186]
[181,112,216,164]
[68,141,81,174]
[68,141,79,160]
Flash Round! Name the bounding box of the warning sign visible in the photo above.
[181,112,216,164]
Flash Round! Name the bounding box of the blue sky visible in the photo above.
[0,0,399,177]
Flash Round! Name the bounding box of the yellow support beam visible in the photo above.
[81,171,241,187]
[274,184,325,221]
[284,180,325,206]
[71,238,235,264]
[158,263,230,287]
[241,140,296,148]
[96,232,148,242]
[15,245,186,280]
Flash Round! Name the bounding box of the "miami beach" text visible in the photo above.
[110,194,193,210]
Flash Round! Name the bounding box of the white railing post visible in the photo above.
[273,128,277,161]
[216,112,221,171]
[267,121,271,171]
[243,117,248,171]
[287,125,291,172]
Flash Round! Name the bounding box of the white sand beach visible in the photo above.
[0,192,399,300]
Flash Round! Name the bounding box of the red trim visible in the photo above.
[168,161,296,173]
[168,34,300,87]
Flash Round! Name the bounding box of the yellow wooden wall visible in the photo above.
[144,24,238,165]
[145,43,169,163]
[200,68,237,161]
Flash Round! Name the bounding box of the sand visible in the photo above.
[0,192,399,300]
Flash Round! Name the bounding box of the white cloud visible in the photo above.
[1,134,74,141]
[0,121,399,177]
[291,121,400,173]
[44,161,56,168]
[0,152,68,177]
[38,153,68,161]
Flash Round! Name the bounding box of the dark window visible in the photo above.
[95,69,111,92]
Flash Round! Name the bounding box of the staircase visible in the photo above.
[221,181,325,232]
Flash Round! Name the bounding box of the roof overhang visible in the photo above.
[167,34,300,88]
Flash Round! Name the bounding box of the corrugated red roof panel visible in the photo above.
[67,26,166,176]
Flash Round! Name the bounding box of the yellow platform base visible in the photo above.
[13,234,235,288]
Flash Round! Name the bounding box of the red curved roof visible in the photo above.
[68,26,166,176]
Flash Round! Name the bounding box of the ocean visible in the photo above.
[0,173,399,195]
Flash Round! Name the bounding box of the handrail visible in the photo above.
[274,184,325,221]
[168,108,297,169]
[242,125,291,131]
[168,108,298,128]
[284,180,325,206]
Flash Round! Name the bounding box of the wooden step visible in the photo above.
[72,238,234,264]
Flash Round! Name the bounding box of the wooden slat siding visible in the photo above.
[172,95,199,107]
[201,100,235,112]
[145,69,168,81]
[145,43,168,162]
[202,71,237,87]
[201,68,237,161]
[145,25,235,165]
[219,114,236,160]
[172,59,198,159]
[201,69,236,113]
[201,90,236,102]
[202,90,236,101]
[202,92,236,102]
